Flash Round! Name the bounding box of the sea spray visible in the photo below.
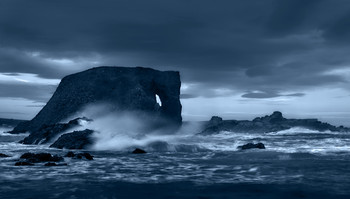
[65,104,204,151]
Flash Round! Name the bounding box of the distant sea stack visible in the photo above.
[11,66,182,133]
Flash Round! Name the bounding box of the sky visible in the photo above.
[0,0,350,125]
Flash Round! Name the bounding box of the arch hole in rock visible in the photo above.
[155,94,162,107]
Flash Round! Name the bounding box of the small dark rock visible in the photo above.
[238,143,266,150]
[78,152,93,160]
[64,151,75,157]
[0,153,10,157]
[65,151,94,160]
[51,155,64,162]
[20,152,64,163]
[15,161,34,166]
[132,148,147,154]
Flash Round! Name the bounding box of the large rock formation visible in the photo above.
[11,66,182,134]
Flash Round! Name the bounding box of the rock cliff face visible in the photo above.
[11,66,182,133]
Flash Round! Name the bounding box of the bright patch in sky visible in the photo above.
[0,73,60,85]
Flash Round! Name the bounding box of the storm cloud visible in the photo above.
[0,0,350,121]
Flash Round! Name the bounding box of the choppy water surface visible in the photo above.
[1,127,350,198]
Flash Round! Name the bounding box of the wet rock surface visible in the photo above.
[20,117,90,145]
[200,111,350,135]
[238,143,266,150]
[19,152,64,163]
[50,129,94,149]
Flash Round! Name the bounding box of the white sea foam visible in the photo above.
[0,127,13,135]
[266,127,334,135]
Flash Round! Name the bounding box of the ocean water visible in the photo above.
[1,126,350,199]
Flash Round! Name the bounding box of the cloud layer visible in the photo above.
[0,0,350,120]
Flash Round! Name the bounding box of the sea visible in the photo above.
[1,125,350,199]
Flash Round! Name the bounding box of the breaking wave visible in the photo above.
[266,127,335,135]
[66,104,204,152]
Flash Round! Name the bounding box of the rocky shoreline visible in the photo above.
[200,111,350,135]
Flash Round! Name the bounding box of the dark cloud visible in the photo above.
[266,0,321,36]
[324,13,350,42]
[0,0,350,102]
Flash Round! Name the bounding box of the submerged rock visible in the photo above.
[64,151,94,160]
[15,161,34,166]
[50,129,94,149]
[132,148,147,154]
[20,153,64,163]
[76,153,94,160]
[238,143,266,150]
[0,153,10,158]
[10,66,182,134]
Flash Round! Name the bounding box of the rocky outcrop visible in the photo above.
[50,129,94,149]
[200,111,350,135]
[10,66,182,134]
[20,117,90,145]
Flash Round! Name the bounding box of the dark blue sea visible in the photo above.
[1,126,350,199]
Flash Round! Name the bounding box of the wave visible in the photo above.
[266,127,336,135]
[0,127,29,137]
